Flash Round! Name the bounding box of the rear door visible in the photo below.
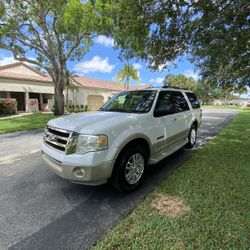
[185,92,202,127]
[171,91,192,139]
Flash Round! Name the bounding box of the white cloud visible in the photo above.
[183,70,199,81]
[149,60,173,71]
[95,35,114,47]
[0,55,38,67]
[0,56,16,66]
[74,56,115,74]
[133,63,142,70]
[158,64,167,71]
[149,77,164,84]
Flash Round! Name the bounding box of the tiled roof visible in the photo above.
[0,62,48,77]
[0,62,52,83]
[0,70,52,82]
[73,76,124,91]
[0,62,152,90]
[130,84,153,90]
[73,76,152,91]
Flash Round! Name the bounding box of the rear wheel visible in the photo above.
[185,124,197,149]
[111,145,148,192]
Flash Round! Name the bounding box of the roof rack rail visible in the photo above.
[162,85,188,90]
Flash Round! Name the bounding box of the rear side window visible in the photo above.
[171,91,190,112]
[185,92,200,109]
[154,91,189,117]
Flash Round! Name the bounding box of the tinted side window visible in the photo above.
[171,91,190,112]
[185,92,200,109]
[154,91,176,117]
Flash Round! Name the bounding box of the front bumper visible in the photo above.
[41,145,115,186]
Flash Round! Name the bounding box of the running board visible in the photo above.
[149,138,188,165]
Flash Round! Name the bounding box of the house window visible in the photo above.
[43,94,53,104]
[0,91,7,98]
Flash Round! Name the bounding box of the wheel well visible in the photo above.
[193,120,198,130]
[116,138,150,161]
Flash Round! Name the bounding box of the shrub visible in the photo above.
[65,104,86,113]
[0,99,17,115]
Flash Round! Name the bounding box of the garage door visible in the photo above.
[87,95,104,111]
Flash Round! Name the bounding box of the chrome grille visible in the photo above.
[44,125,71,152]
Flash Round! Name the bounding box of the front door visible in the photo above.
[153,90,190,154]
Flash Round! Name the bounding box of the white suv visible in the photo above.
[42,87,202,192]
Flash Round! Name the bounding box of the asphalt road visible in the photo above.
[0,108,238,250]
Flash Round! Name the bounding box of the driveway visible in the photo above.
[0,108,238,250]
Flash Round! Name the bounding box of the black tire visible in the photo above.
[111,144,148,193]
[185,124,197,149]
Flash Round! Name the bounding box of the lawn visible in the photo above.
[94,111,250,250]
[202,105,243,110]
[0,113,54,134]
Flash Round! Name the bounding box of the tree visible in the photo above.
[115,63,140,90]
[234,85,248,98]
[110,0,191,71]
[194,80,221,105]
[163,74,197,90]
[0,0,108,115]
[190,0,250,88]
[111,1,249,88]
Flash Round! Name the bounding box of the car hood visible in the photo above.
[48,111,142,134]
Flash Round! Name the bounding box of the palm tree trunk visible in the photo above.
[66,84,69,107]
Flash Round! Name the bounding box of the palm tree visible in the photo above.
[65,70,79,107]
[116,63,140,90]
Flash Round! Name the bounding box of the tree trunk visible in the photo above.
[224,91,228,107]
[51,68,66,116]
[54,86,64,116]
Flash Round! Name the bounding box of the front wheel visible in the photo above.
[111,145,148,193]
[185,125,197,149]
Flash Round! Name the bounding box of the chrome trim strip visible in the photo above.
[44,138,66,148]
[46,131,68,142]
[47,125,71,134]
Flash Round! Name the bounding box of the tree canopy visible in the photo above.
[111,0,250,87]
[190,0,250,87]
[111,0,190,71]
[163,74,197,90]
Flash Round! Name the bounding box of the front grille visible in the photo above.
[44,125,71,152]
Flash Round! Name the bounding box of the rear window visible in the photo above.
[185,92,200,109]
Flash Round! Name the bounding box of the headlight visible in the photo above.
[66,134,108,155]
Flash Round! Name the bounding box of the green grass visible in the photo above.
[202,105,243,110]
[0,113,54,134]
[94,111,250,250]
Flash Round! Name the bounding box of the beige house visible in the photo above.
[0,62,53,112]
[0,62,152,112]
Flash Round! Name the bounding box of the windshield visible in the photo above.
[99,90,156,113]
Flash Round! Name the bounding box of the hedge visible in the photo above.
[0,99,17,115]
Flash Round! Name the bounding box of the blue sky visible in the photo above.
[0,35,199,87]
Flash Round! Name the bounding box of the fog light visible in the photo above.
[72,167,86,178]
